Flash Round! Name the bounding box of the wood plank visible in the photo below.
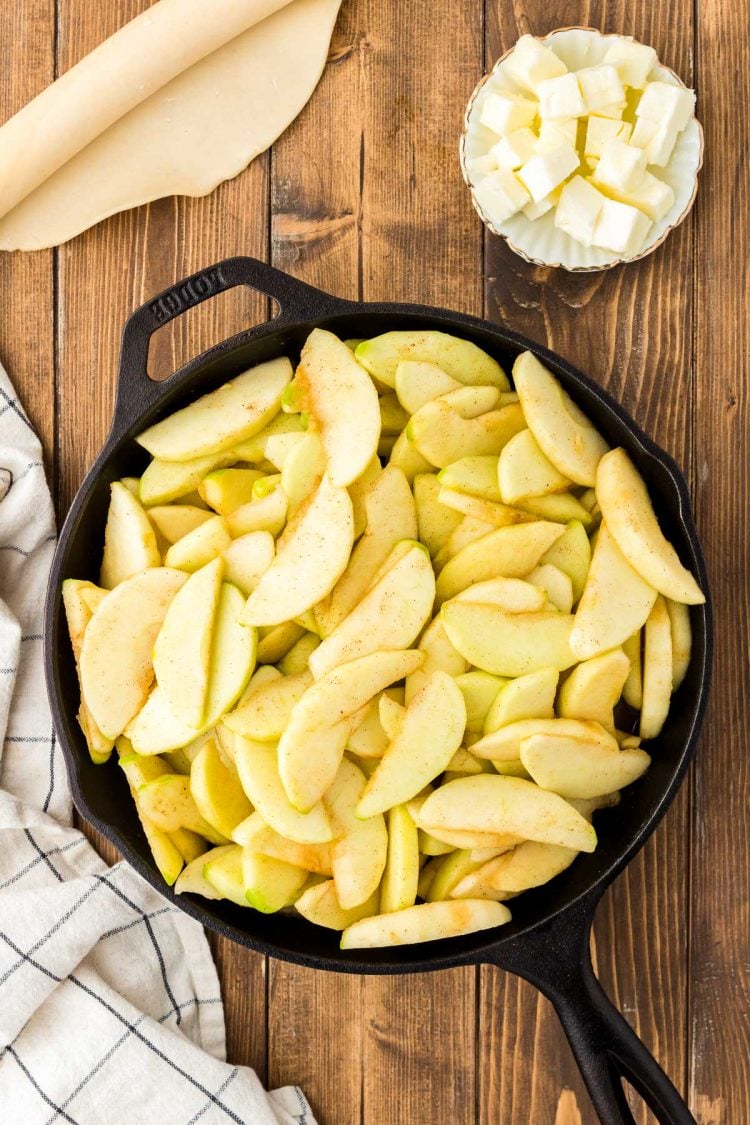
[55,0,270,1074]
[480,6,695,1122]
[0,1,55,462]
[689,0,750,1119]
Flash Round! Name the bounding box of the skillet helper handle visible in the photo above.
[490,891,696,1125]
[113,255,343,433]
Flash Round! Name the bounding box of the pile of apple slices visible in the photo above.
[64,327,704,949]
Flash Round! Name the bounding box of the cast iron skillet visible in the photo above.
[45,256,711,1125]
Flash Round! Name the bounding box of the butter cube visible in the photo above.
[584,116,632,159]
[636,81,696,133]
[592,198,652,256]
[593,138,648,192]
[523,195,555,220]
[537,118,578,151]
[554,176,607,246]
[537,74,585,120]
[589,102,626,120]
[475,169,531,223]
[518,143,579,202]
[631,116,679,166]
[577,65,626,113]
[602,170,675,222]
[466,153,499,179]
[480,90,537,136]
[603,39,658,88]
[490,127,538,170]
[504,34,567,92]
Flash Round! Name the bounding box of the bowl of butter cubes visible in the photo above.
[461,28,703,270]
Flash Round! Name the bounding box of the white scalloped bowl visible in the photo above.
[460,27,704,271]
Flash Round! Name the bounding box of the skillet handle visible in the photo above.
[112,255,343,435]
[487,889,696,1125]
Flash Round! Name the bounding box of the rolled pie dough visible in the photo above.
[0,0,341,250]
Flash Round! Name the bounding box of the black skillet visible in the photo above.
[45,256,712,1125]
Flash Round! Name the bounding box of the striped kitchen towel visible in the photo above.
[0,364,316,1125]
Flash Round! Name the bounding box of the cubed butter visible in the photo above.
[592,198,652,255]
[466,153,499,179]
[589,102,626,121]
[603,39,657,88]
[480,90,537,136]
[490,127,538,170]
[598,170,675,223]
[593,138,648,192]
[504,34,568,92]
[631,116,679,166]
[537,73,585,120]
[475,168,531,223]
[537,118,578,151]
[518,143,579,202]
[554,176,607,246]
[523,194,555,220]
[584,116,632,159]
[577,65,626,113]
[636,81,696,133]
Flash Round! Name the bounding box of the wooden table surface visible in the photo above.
[3,1,748,1122]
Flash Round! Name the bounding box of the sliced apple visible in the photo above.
[471,717,618,763]
[557,649,631,730]
[99,482,161,589]
[512,351,609,486]
[404,615,467,704]
[355,331,508,390]
[234,735,332,844]
[518,492,593,526]
[137,773,228,845]
[233,813,333,875]
[380,805,420,913]
[256,620,305,664]
[224,669,313,741]
[419,831,456,856]
[413,473,463,557]
[190,738,253,838]
[296,879,380,930]
[348,456,382,539]
[199,468,265,515]
[452,577,547,613]
[640,595,674,740]
[499,429,572,505]
[425,848,506,902]
[202,845,250,907]
[596,449,705,604]
[666,599,692,691]
[378,694,406,741]
[263,431,307,469]
[484,668,559,734]
[436,515,496,568]
[454,671,505,732]
[438,455,502,501]
[435,521,564,604]
[242,851,309,913]
[526,564,574,614]
[395,360,462,413]
[221,530,274,596]
[419,775,597,853]
[309,542,435,679]
[622,631,643,710]
[439,384,500,418]
[278,632,320,675]
[232,410,306,462]
[79,567,187,739]
[340,898,511,948]
[148,505,212,544]
[380,393,410,434]
[326,758,388,909]
[153,557,223,729]
[62,579,114,763]
[174,845,234,898]
[226,485,288,538]
[437,487,531,530]
[452,841,578,898]
[347,697,390,760]
[139,451,236,506]
[520,734,651,799]
[163,515,231,572]
[280,430,326,517]
[407,400,526,469]
[126,688,203,755]
[570,523,657,660]
[539,519,591,604]
[240,474,353,627]
[295,328,381,487]
[442,601,576,678]
[356,673,466,818]
[137,357,291,461]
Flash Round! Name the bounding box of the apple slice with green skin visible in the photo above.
[233,735,332,844]
[100,481,161,589]
[175,845,236,898]
[356,672,466,819]
[454,671,506,732]
[296,879,380,930]
[226,487,288,538]
[437,456,503,502]
[340,898,511,949]
[379,805,420,913]
[666,599,691,690]
[199,468,265,515]
[420,775,598,853]
[451,841,578,898]
[308,542,435,679]
[153,557,223,729]
[520,734,651,800]
[80,567,187,739]
[348,456,382,539]
[404,616,467,703]
[240,473,353,627]
[518,492,593,527]
[442,601,576,678]
[395,360,462,413]
[407,401,526,469]
[296,328,381,488]
[570,523,657,660]
[498,428,572,505]
[512,351,609,486]
[640,595,674,740]
[233,812,333,875]
[221,530,274,596]
[278,632,320,675]
[622,631,643,710]
[347,698,390,760]
[437,487,532,530]
[278,650,424,812]
[242,850,309,913]
[139,451,236,506]
[435,521,564,604]
[321,466,417,631]
[256,621,305,664]
[137,774,229,845]
[558,649,631,731]
[439,384,500,418]
[189,738,253,839]
[164,515,232,572]
[378,694,406,741]
[451,577,546,612]
[232,411,306,462]
[224,670,313,741]
[325,758,388,909]
[413,473,463,557]
[435,515,496,569]
[203,845,250,907]
[355,331,509,390]
[169,828,206,863]
[471,717,618,763]
[596,448,705,604]
[137,357,292,461]
[62,579,114,763]
[387,430,433,484]
[526,564,574,613]
[119,752,188,885]
[483,668,559,734]
[148,505,212,545]
[425,847,507,902]
[280,431,326,517]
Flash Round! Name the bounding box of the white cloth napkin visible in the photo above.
[0,365,316,1125]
